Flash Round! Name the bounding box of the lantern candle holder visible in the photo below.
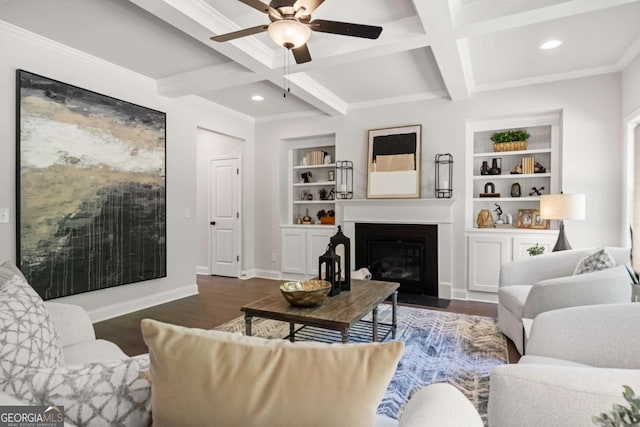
[330,225,351,291]
[336,160,353,200]
[435,153,453,198]
[318,243,341,297]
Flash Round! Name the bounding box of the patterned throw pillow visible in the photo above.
[0,262,65,391]
[4,355,152,427]
[573,247,616,275]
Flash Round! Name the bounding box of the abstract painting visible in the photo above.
[16,70,166,300]
[367,125,421,199]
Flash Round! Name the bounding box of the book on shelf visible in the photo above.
[304,149,328,166]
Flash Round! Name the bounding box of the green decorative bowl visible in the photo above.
[280,280,331,307]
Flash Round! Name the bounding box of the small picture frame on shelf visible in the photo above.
[327,170,335,181]
[516,209,536,228]
[531,211,549,229]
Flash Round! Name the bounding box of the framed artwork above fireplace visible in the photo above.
[367,124,422,199]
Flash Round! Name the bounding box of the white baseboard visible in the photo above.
[438,282,452,300]
[451,288,469,300]
[254,269,282,280]
[196,265,209,275]
[87,284,199,323]
[240,269,256,279]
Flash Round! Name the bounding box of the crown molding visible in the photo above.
[0,19,154,84]
[618,36,640,70]
[473,64,620,93]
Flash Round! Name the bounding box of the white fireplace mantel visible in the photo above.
[336,198,458,300]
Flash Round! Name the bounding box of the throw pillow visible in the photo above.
[573,247,616,275]
[0,262,65,391]
[141,319,404,427]
[3,355,151,427]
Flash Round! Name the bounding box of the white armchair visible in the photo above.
[498,247,631,354]
[488,303,640,427]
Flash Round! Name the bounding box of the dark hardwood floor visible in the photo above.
[94,275,520,362]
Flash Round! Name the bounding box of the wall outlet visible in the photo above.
[271,253,276,263]
[0,208,9,224]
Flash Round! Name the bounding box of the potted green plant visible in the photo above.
[490,129,531,152]
[527,243,545,256]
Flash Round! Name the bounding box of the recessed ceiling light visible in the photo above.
[251,95,264,101]
[540,40,562,50]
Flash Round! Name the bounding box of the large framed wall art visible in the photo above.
[16,70,167,300]
[367,124,422,199]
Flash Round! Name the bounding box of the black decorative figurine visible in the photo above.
[319,243,341,297]
[330,225,351,291]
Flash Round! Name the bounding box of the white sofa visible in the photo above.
[489,303,640,427]
[498,247,631,354]
[0,297,482,427]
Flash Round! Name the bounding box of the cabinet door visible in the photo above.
[468,234,511,293]
[306,228,334,275]
[281,228,306,274]
[512,235,556,260]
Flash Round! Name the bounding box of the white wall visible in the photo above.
[256,73,623,297]
[623,53,640,118]
[195,128,256,276]
[0,22,255,321]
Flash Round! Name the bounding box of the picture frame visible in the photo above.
[516,209,537,228]
[16,70,167,300]
[327,169,335,181]
[367,124,421,199]
[531,211,549,229]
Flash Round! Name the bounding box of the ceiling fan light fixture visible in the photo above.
[268,19,311,49]
[540,40,562,50]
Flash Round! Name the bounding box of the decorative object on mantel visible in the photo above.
[540,193,586,251]
[510,182,521,197]
[477,209,494,228]
[330,226,351,291]
[336,160,353,199]
[480,182,500,198]
[16,70,166,300]
[490,129,530,152]
[367,125,421,199]
[434,153,453,199]
[319,244,341,297]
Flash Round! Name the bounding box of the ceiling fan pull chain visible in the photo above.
[283,47,287,98]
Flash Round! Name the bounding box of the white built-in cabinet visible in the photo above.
[280,225,334,277]
[466,112,562,294]
[280,135,337,279]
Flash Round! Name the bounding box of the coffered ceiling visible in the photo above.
[1,0,639,120]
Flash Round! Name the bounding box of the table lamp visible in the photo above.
[540,193,586,251]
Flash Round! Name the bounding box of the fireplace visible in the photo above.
[355,223,438,297]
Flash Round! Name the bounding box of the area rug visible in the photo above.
[214,304,507,424]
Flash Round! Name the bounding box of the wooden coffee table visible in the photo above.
[241,279,399,343]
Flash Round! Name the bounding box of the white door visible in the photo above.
[210,157,240,277]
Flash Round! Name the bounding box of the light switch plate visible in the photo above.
[0,208,9,224]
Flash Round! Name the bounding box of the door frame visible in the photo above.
[624,107,640,247]
[208,155,242,277]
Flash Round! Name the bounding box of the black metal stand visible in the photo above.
[552,220,572,251]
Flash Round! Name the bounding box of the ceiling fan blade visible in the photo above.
[310,19,383,39]
[292,43,312,64]
[237,0,271,14]
[293,0,324,15]
[210,25,269,42]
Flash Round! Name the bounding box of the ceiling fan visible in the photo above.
[210,0,383,64]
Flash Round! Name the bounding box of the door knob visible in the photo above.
[210,221,216,225]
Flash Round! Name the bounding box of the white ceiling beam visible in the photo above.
[457,0,640,38]
[156,63,262,97]
[412,0,470,100]
[129,0,346,116]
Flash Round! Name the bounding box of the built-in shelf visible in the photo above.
[293,181,335,187]
[293,200,335,204]
[293,163,336,170]
[473,148,551,158]
[473,173,551,180]
[472,196,540,202]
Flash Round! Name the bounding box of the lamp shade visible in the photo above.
[539,194,586,220]
[268,20,311,48]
